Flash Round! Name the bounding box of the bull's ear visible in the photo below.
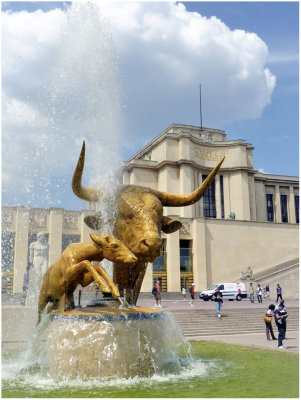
[117,198,135,218]
[161,216,182,234]
[84,215,103,230]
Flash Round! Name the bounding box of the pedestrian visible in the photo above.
[189,283,195,306]
[264,304,277,341]
[274,303,288,349]
[265,284,270,299]
[182,287,186,300]
[212,287,223,318]
[152,284,157,306]
[276,284,283,302]
[249,282,255,303]
[275,300,287,339]
[154,280,162,308]
[257,284,263,303]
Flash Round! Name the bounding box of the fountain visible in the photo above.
[36,141,223,378]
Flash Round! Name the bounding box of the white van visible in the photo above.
[199,282,247,301]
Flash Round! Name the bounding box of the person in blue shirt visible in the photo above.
[274,304,288,349]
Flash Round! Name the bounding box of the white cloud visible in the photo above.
[2,1,276,208]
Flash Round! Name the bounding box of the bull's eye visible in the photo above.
[111,244,118,249]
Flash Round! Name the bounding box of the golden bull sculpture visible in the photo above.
[71,141,224,305]
[38,233,137,322]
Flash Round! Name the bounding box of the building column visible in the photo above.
[198,171,204,217]
[49,208,63,266]
[249,175,257,221]
[275,185,282,223]
[288,186,296,223]
[13,207,30,293]
[192,218,207,292]
[179,165,194,218]
[223,174,231,218]
[80,210,92,242]
[215,175,221,219]
[140,262,153,293]
[166,230,180,292]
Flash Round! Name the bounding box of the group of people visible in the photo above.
[265,300,288,349]
[249,283,282,303]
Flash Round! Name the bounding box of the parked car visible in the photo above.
[199,282,247,301]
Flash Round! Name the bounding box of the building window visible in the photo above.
[152,276,167,292]
[280,195,288,223]
[1,232,15,272]
[202,175,216,218]
[295,195,299,223]
[152,240,167,291]
[152,239,166,274]
[180,240,193,290]
[180,275,194,290]
[1,232,15,294]
[62,234,80,252]
[180,240,192,273]
[266,194,274,222]
[220,175,225,219]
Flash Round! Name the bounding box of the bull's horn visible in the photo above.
[154,157,225,207]
[72,141,101,202]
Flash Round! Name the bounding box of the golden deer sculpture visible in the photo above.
[38,233,137,323]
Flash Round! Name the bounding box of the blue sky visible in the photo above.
[2,1,299,210]
[184,2,299,177]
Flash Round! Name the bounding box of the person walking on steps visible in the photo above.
[276,284,283,302]
[182,287,187,300]
[264,304,277,341]
[249,283,255,303]
[189,283,195,306]
[212,287,223,318]
[257,284,263,303]
[265,284,270,299]
[274,303,288,349]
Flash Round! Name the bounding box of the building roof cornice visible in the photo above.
[127,123,253,162]
[122,158,256,174]
[254,173,299,185]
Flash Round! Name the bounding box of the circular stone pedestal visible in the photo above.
[46,307,190,379]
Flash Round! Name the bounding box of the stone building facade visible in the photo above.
[2,124,299,298]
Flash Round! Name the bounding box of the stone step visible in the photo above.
[182,325,299,333]
[171,307,298,337]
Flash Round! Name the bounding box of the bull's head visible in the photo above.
[72,141,224,304]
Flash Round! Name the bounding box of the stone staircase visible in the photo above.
[171,307,299,339]
[251,258,299,282]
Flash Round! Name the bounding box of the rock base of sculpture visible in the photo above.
[46,307,191,379]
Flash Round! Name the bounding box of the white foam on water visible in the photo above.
[2,358,221,391]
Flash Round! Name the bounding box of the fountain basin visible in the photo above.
[46,307,191,378]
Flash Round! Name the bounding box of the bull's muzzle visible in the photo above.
[138,237,162,261]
